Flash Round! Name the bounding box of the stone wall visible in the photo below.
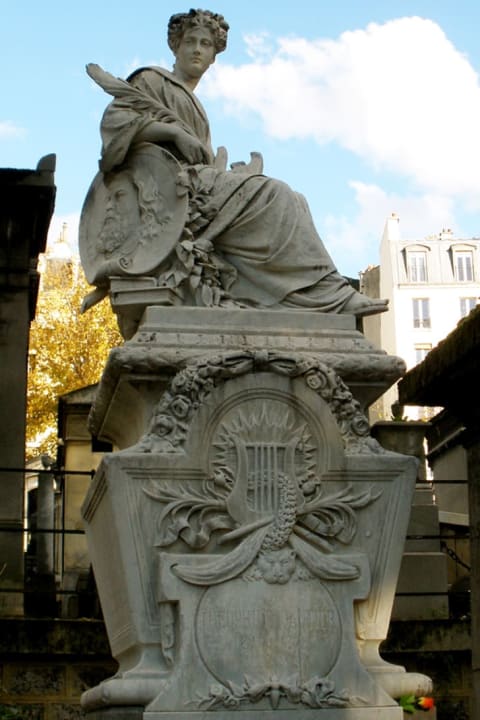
[0,617,470,719]
[383,620,472,719]
[0,619,116,719]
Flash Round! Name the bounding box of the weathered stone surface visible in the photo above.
[394,553,449,620]
[0,618,111,656]
[0,617,463,718]
[81,339,427,717]
[69,665,119,696]
[49,704,85,719]
[0,156,56,616]
[88,307,405,448]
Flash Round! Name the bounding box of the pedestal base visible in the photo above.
[144,710,403,719]
[85,709,404,720]
[82,313,429,718]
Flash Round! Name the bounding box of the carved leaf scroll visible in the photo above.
[297,483,382,549]
[289,534,359,580]
[144,479,234,549]
[86,64,193,150]
[172,526,270,586]
[197,674,352,710]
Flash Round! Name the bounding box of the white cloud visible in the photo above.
[244,32,275,61]
[321,182,457,275]
[125,57,143,75]
[0,121,25,139]
[124,56,170,77]
[203,17,480,203]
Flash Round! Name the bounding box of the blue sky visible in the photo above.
[3,1,480,277]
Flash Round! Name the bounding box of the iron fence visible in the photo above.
[0,468,472,620]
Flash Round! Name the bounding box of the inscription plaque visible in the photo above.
[195,577,341,683]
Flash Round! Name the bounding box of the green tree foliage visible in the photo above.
[26,255,121,460]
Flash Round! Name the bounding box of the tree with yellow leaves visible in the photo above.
[26,248,121,461]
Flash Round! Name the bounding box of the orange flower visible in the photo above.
[417,696,435,710]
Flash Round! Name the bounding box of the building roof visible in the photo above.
[399,305,480,413]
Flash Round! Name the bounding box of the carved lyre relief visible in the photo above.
[144,396,381,710]
[144,398,380,587]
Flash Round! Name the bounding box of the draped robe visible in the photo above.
[99,66,356,311]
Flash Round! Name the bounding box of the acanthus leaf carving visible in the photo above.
[196,674,361,711]
[144,476,234,549]
[298,483,382,548]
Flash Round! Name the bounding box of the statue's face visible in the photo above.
[104,175,139,222]
[175,27,215,81]
[257,548,296,585]
[99,174,140,256]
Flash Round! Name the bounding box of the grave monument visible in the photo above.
[79,9,432,719]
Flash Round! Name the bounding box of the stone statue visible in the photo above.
[78,14,435,718]
[80,9,387,337]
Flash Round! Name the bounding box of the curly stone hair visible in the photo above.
[168,9,229,54]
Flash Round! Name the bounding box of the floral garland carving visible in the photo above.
[158,165,243,307]
[131,351,382,456]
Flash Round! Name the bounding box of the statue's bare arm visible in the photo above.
[135,121,210,165]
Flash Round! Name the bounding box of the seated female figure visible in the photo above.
[84,9,387,318]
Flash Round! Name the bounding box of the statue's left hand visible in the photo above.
[173,128,210,165]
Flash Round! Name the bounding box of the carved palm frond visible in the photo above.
[86,63,179,123]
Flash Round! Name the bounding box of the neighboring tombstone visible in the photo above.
[0,155,55,616]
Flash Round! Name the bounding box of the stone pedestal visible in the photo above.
[81,309,431,718]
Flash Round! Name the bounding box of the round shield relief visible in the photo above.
[79,143,188,283]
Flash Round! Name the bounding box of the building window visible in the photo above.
[407,251,427,282]
[413,298,431,328]
[414,343,432,363]
[460,297,477,318]
[454,251,474,282]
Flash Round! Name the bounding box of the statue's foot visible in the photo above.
[341,294,389,317]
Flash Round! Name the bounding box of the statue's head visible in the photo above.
[168,9,229,55]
